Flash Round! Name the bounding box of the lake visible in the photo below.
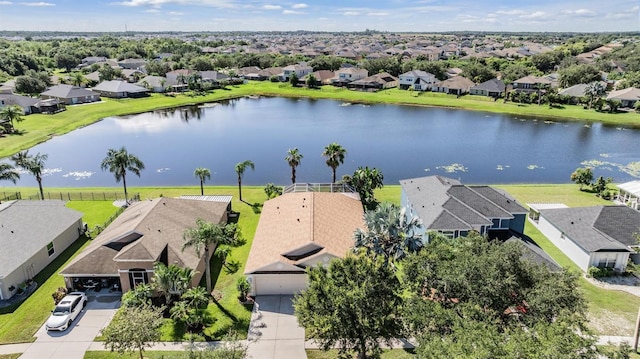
[3,97,640,188]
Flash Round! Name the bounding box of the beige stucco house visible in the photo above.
[0,200,83,300]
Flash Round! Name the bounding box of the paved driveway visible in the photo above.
[19,295,120,359]
[246,295,307,359]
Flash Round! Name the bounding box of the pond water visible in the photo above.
[4,97,640,187]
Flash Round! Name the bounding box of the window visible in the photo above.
[597,254,617,269]
[46,242,55,256]
[439,231,455,239]
[129,270,148,288]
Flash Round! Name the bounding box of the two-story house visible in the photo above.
[280,63,313,82]
[399,70,437,91]
[331,67,369,87]
[400,176,527,239]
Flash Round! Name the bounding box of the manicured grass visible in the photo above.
[498,184,640,336]
[2,81,640,159]
[84,351,185,359]
[306,349,417,359]
[0,354,21,359]
[65,201,121,228]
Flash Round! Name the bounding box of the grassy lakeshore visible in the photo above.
[2,81,640,159]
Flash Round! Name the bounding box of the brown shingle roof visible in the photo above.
[244,192,365,274]
[61,197,228,276]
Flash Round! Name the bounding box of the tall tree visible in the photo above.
[570,167,594,191]
[294,255,404,359]
[11,151,47,200]
[285,148,303,184]
[101,304,164,359]
[100,146,145,203]
[353,202,425,268]
[0,163,20,184]
[193,167,211,196]
[321,142,346,183]
[0,105,24,133]
[182,220,243,292]
[583,81,605,109]
[234,160,254,202]
[69,72,86,87]
[342,166,384,210]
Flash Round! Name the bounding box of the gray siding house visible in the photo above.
[400,176,527,239]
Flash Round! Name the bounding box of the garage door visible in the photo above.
[253,274,308,295]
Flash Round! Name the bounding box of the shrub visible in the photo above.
[588,266,614,278]
[52,287,68,304]
[237,277,251,302]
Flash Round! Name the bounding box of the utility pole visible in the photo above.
[634,306,640,352]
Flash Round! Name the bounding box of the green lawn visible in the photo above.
[84,351,186,359]
[2,81,640,159]
[0,354,21,359]
[306,349,416,359]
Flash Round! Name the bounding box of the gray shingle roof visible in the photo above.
[92,80,148,94]
[447,186,513,219]
[505,236,561,271]
[539,206,632,252]
[40,84,99,99]
[469,186,528,214]
[593,206,640,247]
[0,200,83,277]
[0,94,39,110]
[470,78,505,93]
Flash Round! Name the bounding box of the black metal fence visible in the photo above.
[0,192,140,203]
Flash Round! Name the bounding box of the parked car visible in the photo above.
[45,292,87,331]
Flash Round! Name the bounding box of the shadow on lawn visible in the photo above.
[243,201,263,214]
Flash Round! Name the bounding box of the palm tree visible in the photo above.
[70,72,86,87]
[584,81,605,109]
[193,167,211,196]
[182,286,210,309]
[285,148,303,184]
[321,142,347,183]
[0,163,20,184]
[182,220,243,292]
[0,105,24,133]
[353,202,425,269]
[234,160,254,202]
[100,146,145,203]
[11,151,48,200]
[152,262,180,305]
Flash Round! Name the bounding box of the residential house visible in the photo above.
[0,200,83,300]
[199,71,229,83]
[512,75,553,93]
[301,70,335,85]
[81,56,108,66]
[445,67,463,78]
[399,70,437,91]
[616,180,640,210]
[280,63,313,81]
[117,58,147,70]
[400,175,527,239]
[244,67,283,81]
[40,84,101,105]
[92,80,149,98]
[244,185,364,296]
[136,75,169,93]
[606,87,640,108]
[558,84,590,104]
[120,69,145,83]
[331,67,368,87]
[0,93,40,114]
[347,72,398,92]
[60,197,230,293]
[433,76,476,95]
[529,204,638,272]
[235,66,262,77]
[470,78,505,98]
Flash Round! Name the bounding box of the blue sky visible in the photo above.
[0,0,638,32]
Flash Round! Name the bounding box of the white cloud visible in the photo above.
[113,0,234,8]
[563,8,597,17]
[283,9,303,14]
[144,8,160,12]
[520,11,546,19]
[168,10,183,15]
[0,1,13,4]
[495,9,525,15]
[291,3,307,9]
[342,11,359,16]
[263,4,281,10]
[367,12,388,16]
[20,1,54,6]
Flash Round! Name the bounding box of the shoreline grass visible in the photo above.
[2,81,639,159]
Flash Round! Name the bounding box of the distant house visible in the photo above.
[280,63,313,81]
[60,197,230,293]
[558,83,590,104]
[606,87,640,108]
[199,71,229,83]
[530,204,638,272]
[0,200,83,300]
[512,75,553,93]
[332,67,368,87]
[244,67,282,81]
[433,76,475,95]
[92,80,149,98]
[399,70,437,91]
[81,56,107,66]
[400,176,527,239]
[236,66,262,77]
[136,75,168,93]
[0,93,40,114]
[445,67,463,78]
[301,70,335,85]
[117,58,147,70]
[470,78,505,98]
[347,72,398,91]
[120,69,145,83]
[244,187,364,296]
[40,84,101,105]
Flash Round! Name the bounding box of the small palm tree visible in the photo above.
[182,286,210,309]
[11,151,48,200]
[321,142,347,183]
[0,105,24,133]
[70,72,86,87]
[193,167,211,196]
[285,148,303,184]
[234,160,254,202]
[0,163,20,184]
[182,220,243,292]
[100,146,145,203]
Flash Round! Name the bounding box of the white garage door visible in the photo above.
[254,274,308,295]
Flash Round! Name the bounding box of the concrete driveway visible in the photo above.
[19,294,120,359]
[246,295,307,359]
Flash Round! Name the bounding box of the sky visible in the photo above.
[0,0,638,33]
